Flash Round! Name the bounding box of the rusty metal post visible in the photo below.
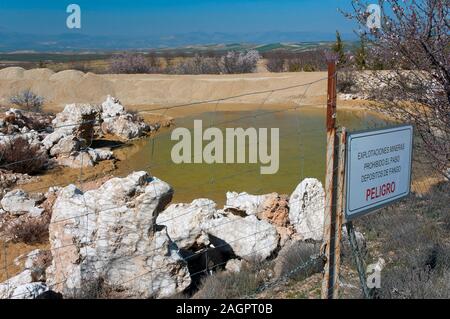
[321,60,340,299]
[332,128,346,298]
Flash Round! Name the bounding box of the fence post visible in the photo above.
[332,127,346,298]
[321,60,341,299]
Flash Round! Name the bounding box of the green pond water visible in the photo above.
[118,107,388,205]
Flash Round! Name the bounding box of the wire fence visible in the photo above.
[0,71,448,300]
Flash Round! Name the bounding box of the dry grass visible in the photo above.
[354,181,450,299]
[68,277,129,299]
[273,241,323,281]
[193,262,265,299]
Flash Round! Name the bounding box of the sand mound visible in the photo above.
[23,68,55,80]
[0,69,328,111]
[0,67,26,80]
[49,69,86,82]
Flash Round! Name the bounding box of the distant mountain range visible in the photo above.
[0,31,358,52]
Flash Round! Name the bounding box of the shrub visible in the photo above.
[0,136,48,174]
[109,53,155,74]
[337,71,357,93]
[69,277,127,299]
[168,55,221,75]
[3,214,50,244]
[221,50,260,74]
[378,266,450,299]
[286,58,303,72]
[303,64,317,72]
[274,241,323,281]
[193,262,265,299]
[262,50,327,72]
[266,57,285,72]
[9,89,44,112]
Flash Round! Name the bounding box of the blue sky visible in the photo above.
[0,0,356,36]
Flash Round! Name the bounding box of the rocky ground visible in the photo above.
[0,167,362,299]
[1,95,161,170]
[0,95,169,195]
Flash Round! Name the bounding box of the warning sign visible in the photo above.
[345,125,413,220]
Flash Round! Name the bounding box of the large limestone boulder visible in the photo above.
[225,192,292,247]
[156,199,217,250]
[102,114,150,140]
[55,151,95,168]
[42,130,66,150]
[225,192,267,215]
[101,95,126,119]
[0,189,44,217]
[202,213,279,261]
[49,135,81,157]
[100,96,151,140]
[52,103,100,144]
[289,178,325,241]
[46,171,190,299]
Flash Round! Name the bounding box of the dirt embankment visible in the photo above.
[0,67,333,112]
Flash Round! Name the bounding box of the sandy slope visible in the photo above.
[0,67,330,112]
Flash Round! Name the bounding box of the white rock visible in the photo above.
[46,171,190,299]
[289,178,325,241]
[102,114,150,140]
[10,283,48,299]
[42,130,66,150]
[225,191,267,215]
[0,269,34,299]
[49,135,80,157]
[56,151,95,168]
[225,259,244,273]
[52,104,100,146]
[203,214,279,261]
[87,148,113,162]
[101,95,126,119]
[52,103,101,131]
[0,189,44,217]
[100,95,151,140]
[341,225,366,250]
[157,199,216,250]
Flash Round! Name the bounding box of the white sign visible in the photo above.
[345,125,413,220]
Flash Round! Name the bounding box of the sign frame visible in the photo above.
[344,124,414,221]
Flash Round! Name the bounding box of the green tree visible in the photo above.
[332,30,346,67]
